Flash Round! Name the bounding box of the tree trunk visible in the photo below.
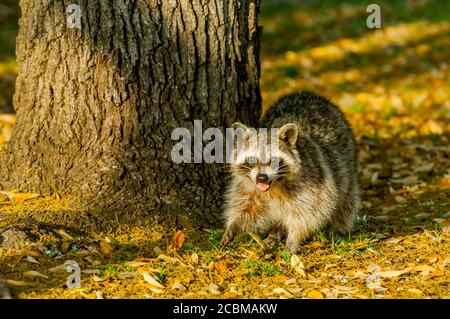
[0,0,261,229]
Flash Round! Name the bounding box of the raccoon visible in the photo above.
[220,91,360,254]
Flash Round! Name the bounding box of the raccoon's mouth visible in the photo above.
[257,181,271,192]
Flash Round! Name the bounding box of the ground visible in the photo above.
[0,0,449,299]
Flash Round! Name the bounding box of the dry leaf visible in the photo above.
[26,255,40,264]
[442,257,450,268]
[92,275,107,282]
[172,231,185,250]
[6,280,30,287]
[307,290,324,299]
[206,283,221,295]
[171,283,187,290]
[48,264,67,273]
[82,269,100,274]
[153,246,163,256]
[211,261,228,272]
[407,288,423,295]
[284,278,298,285]
[290,255,307,278]
[332,285,356,292]
[11,193,40,202]
[273,287,293,298]
[190,253,199,265]
[143,272,165,289]
[249,232,266,248]
[57,229,74,240]
[126,261,150,268]
[100,242,115,254]
[427,255,442,264]
[157,254,188,267]
[379,270,408,278]
[414,162,434,173]
[23,271,48,279]
[391,175,419,185]
[386,237,404,244]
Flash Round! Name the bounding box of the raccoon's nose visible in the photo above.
[256,174,269,183]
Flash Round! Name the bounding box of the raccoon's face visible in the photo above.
[231,122,300,192]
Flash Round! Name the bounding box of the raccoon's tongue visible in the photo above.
[257,182,270,192]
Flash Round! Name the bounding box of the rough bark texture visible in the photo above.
[0,0,261,229]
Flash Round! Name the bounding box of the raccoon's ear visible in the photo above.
[278,123,298,146]
[231,122,248,131]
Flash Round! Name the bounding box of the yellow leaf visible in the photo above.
[407,288,423,295]
[307,290,324,299]
[11,193,40,203]
[379,270,408,278]
[273,287,293,298]
[23,271,48,279]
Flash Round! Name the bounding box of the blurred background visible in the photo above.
[1,0,449,145]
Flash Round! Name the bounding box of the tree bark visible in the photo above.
[0,0,261,229]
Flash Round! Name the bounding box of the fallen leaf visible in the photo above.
[407,288,423,295]
[332,285,356,292]
[307,290,324,299]
[379,270,408,278]
[11,193,40,202]
[385,237,404,244]
[23,271,48,279]
[414,162,434,173]
[157,254,188,267]
[249,232,266,249]
[273,287,293,298]
[391,175,419,185]
[172,231,185,250]
[442,257,450,268]
[425,270,444,279]
[92,275,107,282]
[153,246,163,256]
[171,283,187,290]
[126,261,150,268]
[143,272,165,289]
[190,253,199,265]
[211,261,228,272]
[48,264,67,273]
[57,229,74,240]
[118,272,139,279]
[290,255,307,278]
[100,242,115,254]
[428,255,442,265]
[206,283,221,295]
[284,278,298,285]
[26,255,40,264]
[81,269,100,274]
[6,280,30,287]
[408,264,437,276]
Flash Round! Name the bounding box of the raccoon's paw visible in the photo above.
[285,242,299,255]
[220,231,234,246]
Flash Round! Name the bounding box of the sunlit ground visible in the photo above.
[0,0,449,299]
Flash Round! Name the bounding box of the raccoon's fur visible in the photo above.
[221,91,360,253]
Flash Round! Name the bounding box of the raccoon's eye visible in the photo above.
[270,156,280,163]
[246,156,257,166]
